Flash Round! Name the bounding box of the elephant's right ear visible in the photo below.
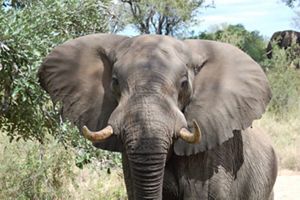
[38,34,128,152]
[174,39,271,155]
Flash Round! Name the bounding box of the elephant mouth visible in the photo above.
[82,120,202,145]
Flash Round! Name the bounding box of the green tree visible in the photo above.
[192,24,266,63]
[2,0,40,8]
[282,0,299,7]
[0,0,110,142]
[282,0,300,28]
[116,0,212,36]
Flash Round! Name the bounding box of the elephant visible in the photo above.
[38,34,277,200]
[266,30,300,68]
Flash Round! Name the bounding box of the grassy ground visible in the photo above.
[255,112,300,171]
[0,131,127,200]
[69,166,126,200]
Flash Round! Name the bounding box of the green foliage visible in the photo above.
[117,0,212,36]
[192,24,266,62]
[0,0,110,142]
[2,0,40,8]
[262,46,300,118]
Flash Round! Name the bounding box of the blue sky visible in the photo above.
[196,0,299,37]
[120,0,299,38]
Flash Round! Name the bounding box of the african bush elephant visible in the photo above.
[39,34,277,200]
[266,30,300,68]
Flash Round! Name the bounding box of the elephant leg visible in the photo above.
[163,165,179,200]
[122,153,134,200]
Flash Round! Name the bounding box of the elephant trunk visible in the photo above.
[121,103,172,200]
[114,94,186,199]
[129,153,167,200]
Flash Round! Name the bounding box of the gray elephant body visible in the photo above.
[39,34,277,200]
[162,128,276,200]
[266,30,300,68]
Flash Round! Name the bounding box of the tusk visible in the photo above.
[179,120,202,144]
[82,125,113,142]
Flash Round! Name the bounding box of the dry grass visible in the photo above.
[0,131,127,200]
[255,112,300,171]
[69,165,127,200]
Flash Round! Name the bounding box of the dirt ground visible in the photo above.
[274,170,300,200]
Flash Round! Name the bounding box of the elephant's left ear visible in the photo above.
[174,40,271,155]
[38,34,129,152]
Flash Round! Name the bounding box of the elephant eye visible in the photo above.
[178,74,192,110]
[180,76,188,90]
[112,77,119,87]
[111,77,120,96]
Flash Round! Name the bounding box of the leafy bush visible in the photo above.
[0,0,124,177]
[262,46,300,118]
[0,0,110,142]
[257,43,300,170]
[192,24,266,63]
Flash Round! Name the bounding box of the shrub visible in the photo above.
[262,47,300,118]
[0,0,110,142]
[257,44,300,170]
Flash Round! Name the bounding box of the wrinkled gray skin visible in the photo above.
[39,34,277,200]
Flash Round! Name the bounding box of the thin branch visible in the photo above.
[156,15,165,34]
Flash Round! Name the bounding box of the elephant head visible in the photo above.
[266,30,300,59]
[38,34,271,199]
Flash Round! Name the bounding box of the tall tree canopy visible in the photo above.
[117,0,212,36]
[191,24,266,63]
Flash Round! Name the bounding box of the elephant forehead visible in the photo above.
[115,54,186,86]
[132,34,183,48]
[116,35,189,63]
